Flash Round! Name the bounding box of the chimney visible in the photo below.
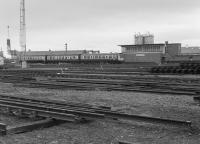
[65,43,68,52]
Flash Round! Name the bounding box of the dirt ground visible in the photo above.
[0,82,200,144]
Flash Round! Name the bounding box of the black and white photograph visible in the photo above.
[0,0,200,143]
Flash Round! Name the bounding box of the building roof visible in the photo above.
[119,43,181,47]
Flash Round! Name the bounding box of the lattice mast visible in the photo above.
[20,0,26,53]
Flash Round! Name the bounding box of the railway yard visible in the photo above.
[0,66,199,144]
[2,0,200,143]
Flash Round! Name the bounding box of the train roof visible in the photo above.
[24,50,87,56]
[81,53,119,55]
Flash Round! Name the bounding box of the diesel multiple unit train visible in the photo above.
[21,53,124,64]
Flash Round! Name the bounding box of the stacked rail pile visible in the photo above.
[151,62,200,74]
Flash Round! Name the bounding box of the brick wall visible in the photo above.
[124,53,162,64]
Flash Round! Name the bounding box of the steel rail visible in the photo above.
[0,97,101,114]
[96,110,192,126]
[0,95,192,127]
[0,104,76,122]
[0,99,105,119]
[0,95,113,112]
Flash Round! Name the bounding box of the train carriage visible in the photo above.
[46,54,80,63]
[19,51,124,64]
[80,53,123,64]
[22,55,46,63]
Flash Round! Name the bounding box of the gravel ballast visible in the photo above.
[0,82,200,144]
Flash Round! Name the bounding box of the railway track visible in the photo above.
[0,95,192,127]
[1,69,200,95]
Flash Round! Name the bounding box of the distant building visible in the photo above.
[120,36,181,64]
[181,47,200,54]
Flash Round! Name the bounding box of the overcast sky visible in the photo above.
[0,0,200,54]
